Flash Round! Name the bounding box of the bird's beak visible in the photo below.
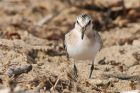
[81,27,86,40]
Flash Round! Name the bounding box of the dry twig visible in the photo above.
[36,13,58,27]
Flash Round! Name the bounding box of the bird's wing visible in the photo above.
[95,31,103,51]
[63,32,70,59]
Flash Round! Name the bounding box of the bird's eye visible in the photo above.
[87,20,91,26]
[76,21,80,25]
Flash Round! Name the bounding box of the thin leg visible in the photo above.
[89,61,94,78]
[72,61,78,93]
[73,61,78,80]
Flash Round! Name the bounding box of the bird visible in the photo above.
[64,14,102,79]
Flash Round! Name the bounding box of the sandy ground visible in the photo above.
[0,0,140,93]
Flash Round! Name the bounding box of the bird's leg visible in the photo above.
[72,60,78,93]
[89,60,94,78]
[73,61,78,80]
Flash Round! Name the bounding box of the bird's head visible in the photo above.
[75,14,93,39]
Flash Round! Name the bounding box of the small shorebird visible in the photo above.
[64,14,102,78]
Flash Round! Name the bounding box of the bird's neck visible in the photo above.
[85,28,95,38]
[74,27,95,39]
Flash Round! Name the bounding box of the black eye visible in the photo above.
[76,21,80,25]
[87,20,91,26]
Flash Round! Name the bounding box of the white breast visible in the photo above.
[66,32,101,61]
